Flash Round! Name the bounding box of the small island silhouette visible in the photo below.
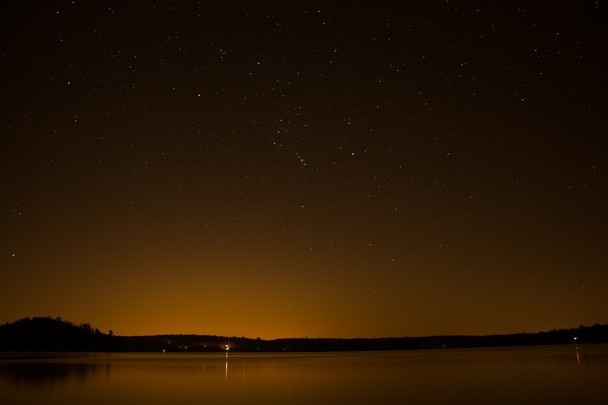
[1,317,607,352]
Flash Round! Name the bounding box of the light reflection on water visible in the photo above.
[1,345,608,404]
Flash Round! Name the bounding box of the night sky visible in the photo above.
[2,1,607,339]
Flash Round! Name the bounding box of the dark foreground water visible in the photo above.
[1,345,607,404]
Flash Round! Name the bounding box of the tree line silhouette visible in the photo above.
[1,316,607,352]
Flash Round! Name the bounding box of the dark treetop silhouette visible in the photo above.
[1,317,607,353]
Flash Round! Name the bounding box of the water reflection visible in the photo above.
[1,345,607,404]
[0,361,99,388]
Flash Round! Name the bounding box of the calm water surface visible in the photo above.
[1,345,607,404]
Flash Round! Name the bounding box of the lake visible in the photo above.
[1,345,607,404]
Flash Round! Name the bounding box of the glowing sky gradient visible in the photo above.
[1,1,607,339]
